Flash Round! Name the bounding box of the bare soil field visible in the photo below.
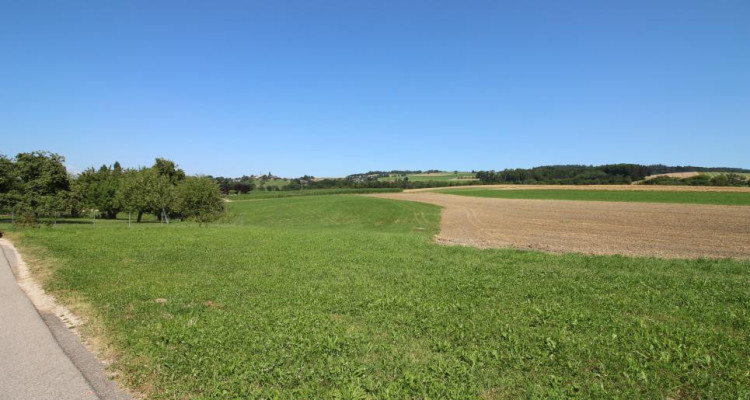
[370,192,750,259]
[413,184,750,193]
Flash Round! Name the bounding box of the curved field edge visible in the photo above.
[2,194,749,399]
[437,188,750,206]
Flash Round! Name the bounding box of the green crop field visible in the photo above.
[228,188,402,200]
[438,188,750,206]
[379,172,477,182]
[3,195,750,399]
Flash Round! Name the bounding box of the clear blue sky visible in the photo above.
[2,1,748,177]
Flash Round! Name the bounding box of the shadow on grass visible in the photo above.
[0,217,166,226]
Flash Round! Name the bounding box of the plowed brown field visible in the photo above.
[370,190,750,259]
[408,184,750,193]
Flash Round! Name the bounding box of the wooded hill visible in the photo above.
[475,164,750,185]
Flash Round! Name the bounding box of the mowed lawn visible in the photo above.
[5,195,750,399]
[439,188,750,206]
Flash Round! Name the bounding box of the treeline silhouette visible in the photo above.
[475,164,750,185]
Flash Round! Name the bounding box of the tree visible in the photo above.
[60,180,86,217]
[0,155,14,193]
[0,154,17,213]
[117,168,174,223]
[710,174,729,186]
[74,164,123,218]
[117,169,146,222]
[725,173,747,186]
[174,177,225,222]
[3,151,70,221]
[153,157,186,184]
[150,170,175,222]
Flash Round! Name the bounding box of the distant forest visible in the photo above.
[345,170,442,181]
[211,164,750,194]
[211,173,471,195]
[475,164,750,185]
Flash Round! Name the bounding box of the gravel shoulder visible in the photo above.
[370,192,750,259]
[0,238,132,400]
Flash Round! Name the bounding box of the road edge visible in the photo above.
[0,238,133,400]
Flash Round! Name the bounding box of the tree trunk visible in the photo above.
[137,211,143,223]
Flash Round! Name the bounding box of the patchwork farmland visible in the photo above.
[377,171,478,182]
[4,185,750,399]
[372,186,750,258]
[5,1,750,398]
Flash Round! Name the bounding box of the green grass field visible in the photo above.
[3,195,750,399]
[439,188,750,206]
[379,172,477,182]
[257,179,291,188]
[228,188,402,200]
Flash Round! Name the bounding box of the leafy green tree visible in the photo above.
[75,164,123,218]
[0,155,14,192]
[175,177,225,222]
[2,151,70,221]
[725,173,747,186]
[710,174,729,186]
[150,170,176,222]
[117,168,174,223]
[153,157,186,184]
[60,180,86,217]
[0,154,17,213]
[116,169,147,222]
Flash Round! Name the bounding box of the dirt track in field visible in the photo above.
[370,191,750,259]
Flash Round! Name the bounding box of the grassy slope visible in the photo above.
[4,195,750,399]
[439,188,750,206]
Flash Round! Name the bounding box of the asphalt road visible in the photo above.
[0,239,130,400]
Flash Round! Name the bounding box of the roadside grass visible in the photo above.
[2,195,749,399]
[229,188,402,200]
[439,188,750,206]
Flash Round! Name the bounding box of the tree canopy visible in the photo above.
[0,153,224,223]
[0,151,71,221]
[175,177,225,222]
[475,164,750,185]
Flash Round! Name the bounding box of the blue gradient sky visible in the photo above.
[2,1,748,177]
